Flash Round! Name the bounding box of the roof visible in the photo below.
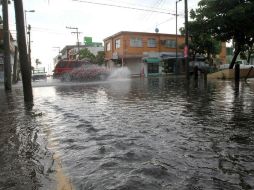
[60,45,87,54]
[103,31,185,41]
[143,57,161,63]
[60,44,104,54]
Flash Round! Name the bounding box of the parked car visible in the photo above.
[219,60,254,70]
[32,67,47,81]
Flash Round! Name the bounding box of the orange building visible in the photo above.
[104,31,227,76]
[104,31,185,77]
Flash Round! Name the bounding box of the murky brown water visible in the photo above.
[1,77,254,190]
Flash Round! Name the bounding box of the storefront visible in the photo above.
[142,57,162,77]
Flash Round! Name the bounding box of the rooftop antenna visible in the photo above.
[155,27,159,33]
[155,23,159,33]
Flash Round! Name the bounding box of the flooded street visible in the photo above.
[1,77,254,190]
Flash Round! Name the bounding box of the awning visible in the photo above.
[143,57,161,63]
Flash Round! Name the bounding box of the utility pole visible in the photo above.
[24,10,35,57]
[27,24,31,66]
[12,46,18,84]
[2,0,12,91]
[175,0,182,75]
[14,0,33,102]
[184,0,189,80]
[66,26,81,59]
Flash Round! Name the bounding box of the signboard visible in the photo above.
[84,36,92,45]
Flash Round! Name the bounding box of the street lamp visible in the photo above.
[24,10,35,67]
[175,0,182,75]
[24,10,35,30]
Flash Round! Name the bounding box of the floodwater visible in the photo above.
[1,77,254,190]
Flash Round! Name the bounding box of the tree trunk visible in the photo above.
[229,43,240,69]
[2,0,12,91]
[12,46,18,84]
[247,49,252,63]
[235,63,240,83]
[14,0,33,102]
[207,52,211,64]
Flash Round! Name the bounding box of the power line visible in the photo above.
[142,0,165,21]
[72,0,175,15]
[157,17,175,26]
[103,0,170,12]
[144,17,175,32]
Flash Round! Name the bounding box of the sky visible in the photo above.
[7,0,200,73]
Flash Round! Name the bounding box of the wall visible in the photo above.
[124,58,142,76]
[104,31,185,60]
[208,68,254,79]
[0,53,14,82]
[219,42,227,64]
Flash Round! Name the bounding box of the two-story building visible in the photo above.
[104,31,186,77]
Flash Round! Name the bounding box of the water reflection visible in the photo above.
[1,77,254,189]
[0,89,56,189]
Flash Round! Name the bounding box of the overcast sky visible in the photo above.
[7,0,200,72]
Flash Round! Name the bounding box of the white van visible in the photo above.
[219,60,254,70]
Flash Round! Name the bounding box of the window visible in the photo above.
[147,38,157,48]
[148,63,159,73]
[106,42,111,51]
[165,39,176,48]
[130,37,142,47]
[115,39,121,49]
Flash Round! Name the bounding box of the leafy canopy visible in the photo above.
[79,48,95,62]
[79,48,105,65]
[180,19,221,62]
[190,0,254,68]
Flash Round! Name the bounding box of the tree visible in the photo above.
[190,0,254,69]
[95,51,105,65]
[35,58,41,66]
[179,21,221,63]
[79,48,95,63]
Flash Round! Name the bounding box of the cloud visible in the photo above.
[9,0,199,71]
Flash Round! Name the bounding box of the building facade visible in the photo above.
[104,31,228,77]
[60,44,103,60]
[104,31,186,77]
[0,26,17,82]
